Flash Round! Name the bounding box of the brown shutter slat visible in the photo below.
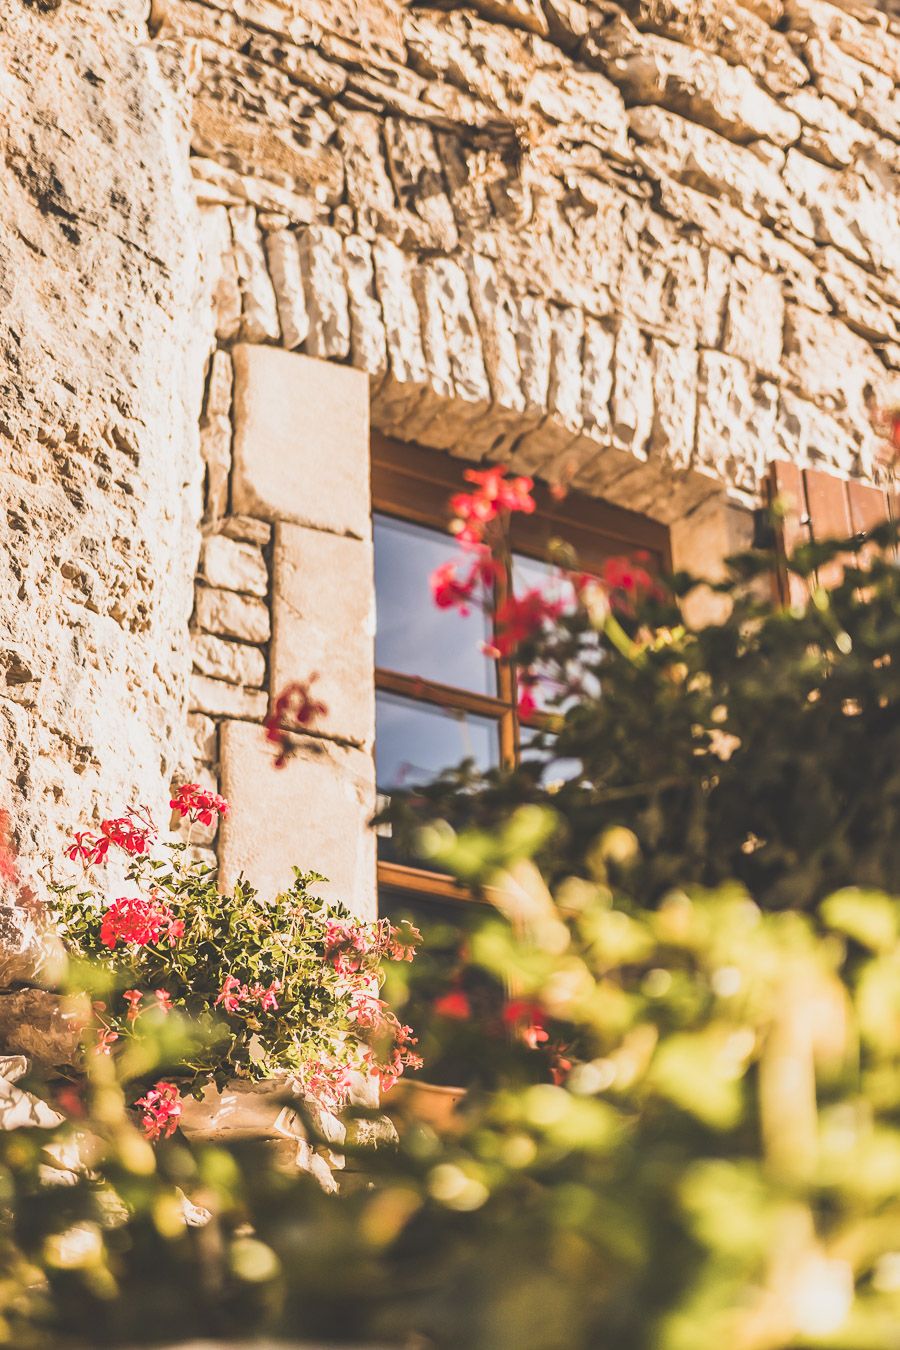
[804,468,852,589]
[803,469,852,539]
[767,461,810,605]
[768,461,894,601]
[846,480,890,535]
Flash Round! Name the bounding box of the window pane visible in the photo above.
[374,513,496,695]
[512,550,558,599]
[512,550,602,712]
[375,690,500,792]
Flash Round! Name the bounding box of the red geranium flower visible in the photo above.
[215,974,248,1013]
[65,831,110,867]
[430,548,500,615]
[99,814,153,856]
[601,556,663,614]
[447,466,536,546]
[503,998,549,1048]
[434,989,472,1020]
[100,896,183,950]
[493,589,565,658]
[66,807,156,866]
[169,783,230,826]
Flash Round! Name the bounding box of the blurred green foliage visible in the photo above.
[3,526,900,1350]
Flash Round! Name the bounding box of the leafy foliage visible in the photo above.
[390,522,900,913]
[50,800,420,1113]
[4,510,900,1350]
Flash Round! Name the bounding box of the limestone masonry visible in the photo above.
[1,0,899,981]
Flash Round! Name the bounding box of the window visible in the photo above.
[372,433,671,907]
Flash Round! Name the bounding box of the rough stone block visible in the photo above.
[723,258,784,376]
[670,494,754,626]
[200,416,232,523]
[231,345,371,539]
[190,675,268,721]
[298,226,351,360]
[611,319,653,457]
[220,515,273,546]
[581,318,615,444]
[697,353,777,493]
[271,523,375,749]
[230,205,281,343]
[344,234,388,376]
[202,204,242,341]
[195,585,271,643]
[621,0,807,96]
[775,391,860,477]
[218,719,377,918]
[187,712,218,766]
[201,534,268,598]
[782,305,889,417]
[586,26,802,145]
[0,990,81,1068]
[264,228,309,350]
[192,633,266,688]
[628,106,811,237]
[783,150,900,276]
[650,339,698,471]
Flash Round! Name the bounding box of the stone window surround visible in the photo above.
[186,341,754,923]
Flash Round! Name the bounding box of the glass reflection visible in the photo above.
[512,550,602,712]
[375,690,499,792]
[374,513,496,695]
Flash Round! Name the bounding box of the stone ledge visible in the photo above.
[0,989,82,1068]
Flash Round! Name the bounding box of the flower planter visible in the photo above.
[383,1079,466,1133]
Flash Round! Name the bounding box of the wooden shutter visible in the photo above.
[766,462,895,604]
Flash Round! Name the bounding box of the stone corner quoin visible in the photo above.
[231,345,372,541]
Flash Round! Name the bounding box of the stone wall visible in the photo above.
[2,0,900,971]
[0,1,215,974]
[165,0,900,526]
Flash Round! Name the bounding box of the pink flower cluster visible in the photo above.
[99,896,184,951]
[301,997,423,1112]
[299,1054,355,1116]
[324,917,420,976]
[169,783,230,827]
[66,806,156,867]
[214,974,282,1014]
[134,1080,182,1142]
[367,1022,423,1092]
[348,992,423,1088]
[122,988,173,1022]
[431,550,502,615]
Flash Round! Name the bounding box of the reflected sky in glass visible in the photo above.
[374,514,496,695]
[375,691,499,792]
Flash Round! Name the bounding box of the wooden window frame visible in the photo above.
[372,432,671,903]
